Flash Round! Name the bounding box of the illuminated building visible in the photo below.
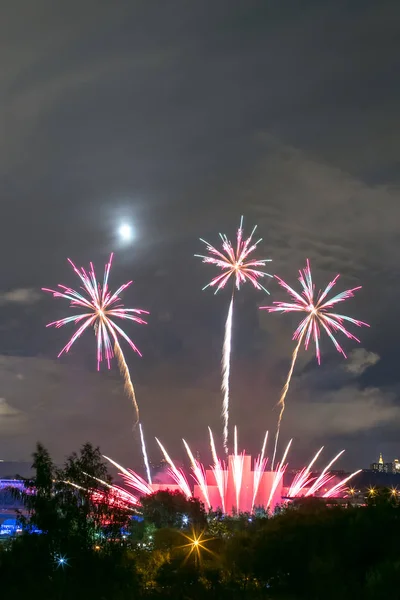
[370,453,400,474]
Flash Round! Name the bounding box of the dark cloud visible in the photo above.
[344,348,380,377]
[0,288,41,306]
[0,0,399,470]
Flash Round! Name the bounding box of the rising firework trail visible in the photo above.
[260,259,368,468]
[221,298,233,449]
[43,254,148,423]
[139,423,152,485]
[196,217,272,452]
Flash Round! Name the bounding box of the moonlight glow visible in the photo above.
[118,223,133,242]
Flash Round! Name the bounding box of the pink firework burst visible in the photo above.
[43,253,149,370]
[195,216,272,293]
[261,259,369,364]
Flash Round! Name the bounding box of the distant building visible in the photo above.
[370,453,400,474]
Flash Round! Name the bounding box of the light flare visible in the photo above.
[179,530,215,564]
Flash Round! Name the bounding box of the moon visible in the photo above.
[118,223,133,242]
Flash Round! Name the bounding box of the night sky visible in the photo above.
[1,1,399,472]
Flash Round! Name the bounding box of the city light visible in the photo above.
[55,554,69,568]
[180,530,214,563]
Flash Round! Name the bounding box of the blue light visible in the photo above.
[55,554,69,568]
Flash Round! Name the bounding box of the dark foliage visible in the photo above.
[2,444,400,599]
[140,489,207,529]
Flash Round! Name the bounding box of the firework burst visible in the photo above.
[43,253,148,422]
[260,259,368,467]
[196,217,272,451]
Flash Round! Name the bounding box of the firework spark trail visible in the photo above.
[93,479,139,507]
[100,430,358,512]
[287,447,324,497]
[271,330,306,470]
[222,297,234,452]
[305,450,345,497]
[139,423,152,485]
[43,254,148,419]
[83,471,139,506]
[197,218,272,451]
[65,475,139,507]
[262,260,368,468]
[103,455,152,497]
[208,427,227,513]
[183,439,211,510]
[232,426,245,513]
[114,338,139,423]
[91,485,139,508]
[322,470,362,498]
[267,439,292,509]
[252,431,268,511]
[155,438,192,499]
